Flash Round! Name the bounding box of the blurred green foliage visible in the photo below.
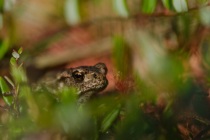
[162,0,174,10]
[100,104,121,133]
[173,0,188,12]
[199,6,210,26]
[0,38,9,60]
[1,0,210,140]
[112,35,132,79]
[141,0,157,14]
[113,0,129,17]
[0,0,4,13]
[64,0,81,25]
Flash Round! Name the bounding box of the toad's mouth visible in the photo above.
[78,79,108,96]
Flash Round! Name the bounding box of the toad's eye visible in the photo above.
[72,71,84,82]
[93,73,97,79]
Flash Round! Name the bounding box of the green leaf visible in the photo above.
[18,47,23,54]
[0,0,4,13]
[0,76,13,106]
[20,85,40,121]
[10,57,16,66]
[113,0,129,17]
[11,63,27,84]
[60,87,77,104]
[162,0,173,10]
[112,35,132,78]
[173,0,188,12]
[0,76,10,93]
[141,0,157,14]
[100,104,121,133]
[0,38,10,60]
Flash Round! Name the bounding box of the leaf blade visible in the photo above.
[100,104,121,133]
[0,76,13,106]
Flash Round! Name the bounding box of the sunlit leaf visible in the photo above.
[4,0,16,11]
[64,0,81,25]
[113,0,129,17]
[0,76,13,106]
[173,0,188,12]
[12,50,19,60]
[141,0,157,14]
[100,104,121,133]
[199,6,210,26]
